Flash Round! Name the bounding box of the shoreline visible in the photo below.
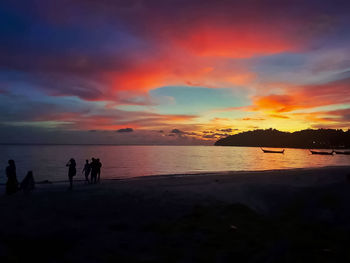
[1,165,350,262]
[1,165,349,187]
[1,143,349,150]
[0,165,347,195]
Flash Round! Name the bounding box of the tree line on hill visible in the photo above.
[214,128,350,149]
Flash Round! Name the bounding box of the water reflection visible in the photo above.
[0,145,349,183]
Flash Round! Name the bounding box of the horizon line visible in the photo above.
[0,143,213,146]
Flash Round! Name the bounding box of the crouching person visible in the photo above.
[20,171,35,194]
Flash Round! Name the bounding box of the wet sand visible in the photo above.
[1,166,350,262]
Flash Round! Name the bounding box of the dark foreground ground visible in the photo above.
[1,166,350,263]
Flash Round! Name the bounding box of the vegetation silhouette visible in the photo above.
[215,128,350,149]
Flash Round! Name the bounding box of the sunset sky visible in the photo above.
[1,0,350,144]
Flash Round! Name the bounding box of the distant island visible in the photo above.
[214,128,350,149]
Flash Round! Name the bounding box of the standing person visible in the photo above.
[66,158,76,189]
[97,158,102,183]
[90,158,97,184]
[82,160,91,183]
[5,160,18,195]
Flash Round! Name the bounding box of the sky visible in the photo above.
[1,0,350,144]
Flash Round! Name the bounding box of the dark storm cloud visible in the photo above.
[170,129,184,134]
[116,128,134,133]
[216,128,238,133]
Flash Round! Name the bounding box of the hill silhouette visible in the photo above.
[214,128,350,149]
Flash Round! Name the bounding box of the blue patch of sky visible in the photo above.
[250,53,307,73]
[0,5,145,57]
[248,51,350,85]
[0,74,103,117]
[248,52,308,83]
[314,18,350,49]
[0,6,30,37]
[0,70,106,109]
[149,86,249,115]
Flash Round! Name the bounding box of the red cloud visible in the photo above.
[173,23,297,58]
[3,0,348,136]
[2,0,334,103]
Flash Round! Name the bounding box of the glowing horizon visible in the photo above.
[0,0,349,144]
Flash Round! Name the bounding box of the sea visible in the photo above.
[0,145,349,183]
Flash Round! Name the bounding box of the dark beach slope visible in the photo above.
[1,166,350,263]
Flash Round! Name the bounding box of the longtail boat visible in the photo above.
[309,150,334,155]
[261,148,285,154]
[334,151,350,155]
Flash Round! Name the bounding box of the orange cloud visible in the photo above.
[253,94,300,113]
[242,117,266,121]
[269,114,290,119]
[251,77,350,114]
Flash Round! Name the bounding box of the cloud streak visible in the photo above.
[1,0,350,142]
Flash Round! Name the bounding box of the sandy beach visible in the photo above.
[1,166,350,262]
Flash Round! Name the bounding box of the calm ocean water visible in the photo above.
[0,145,349,183]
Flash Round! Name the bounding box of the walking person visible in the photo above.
[90,158,98,184]
[66,158,76,189]
[97,158,102,183]
[82,160,91,183]
[5,160,19,195]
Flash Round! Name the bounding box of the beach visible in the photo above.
[1,166,350,262]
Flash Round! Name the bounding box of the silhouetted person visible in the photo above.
[97,158,102,182]
[90,158,98,184]
[66,158,76,189]
[6,160,18,195]
[20,171,35,194]
[82,160,91,183]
